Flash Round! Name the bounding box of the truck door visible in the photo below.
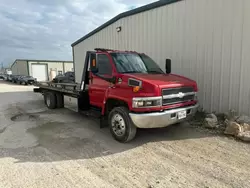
[89,53,113,107]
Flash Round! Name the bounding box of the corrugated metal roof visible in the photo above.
[71,0,182,47]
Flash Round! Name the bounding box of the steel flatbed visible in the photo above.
[33,81,82,96]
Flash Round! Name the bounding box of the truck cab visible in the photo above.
[35,48,199,143]
[83,48,198,142]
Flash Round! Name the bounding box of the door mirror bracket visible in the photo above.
[165,59,171,74]
[94,73,116,84]
[109,76,116,84]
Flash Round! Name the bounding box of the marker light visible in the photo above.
[133,86,140,93]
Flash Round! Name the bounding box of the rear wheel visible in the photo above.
[108,107,137,143]
[45,92,57,109]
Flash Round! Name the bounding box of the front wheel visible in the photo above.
[108,107,137,143]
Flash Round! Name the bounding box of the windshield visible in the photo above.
[110,53,164,74]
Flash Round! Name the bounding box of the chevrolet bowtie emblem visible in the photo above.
[177,92,185,98]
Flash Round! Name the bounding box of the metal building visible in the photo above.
[71,0,250,115]
[11,59,73,81]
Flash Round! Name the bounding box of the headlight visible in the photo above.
[132,97,162,108]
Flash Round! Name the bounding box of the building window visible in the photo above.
[58,71,63,75]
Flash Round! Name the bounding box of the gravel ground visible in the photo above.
[0,80,250,188]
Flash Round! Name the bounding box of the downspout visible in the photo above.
[72,47,75,80]
[63,62,65,73]
[27,61,30,76]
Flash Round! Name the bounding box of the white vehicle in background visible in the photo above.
[3,69,12,81]
[6,70,12,75]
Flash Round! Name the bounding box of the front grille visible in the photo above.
[163,94,194,105]
[162,87,194,95]
[162,87,195,106]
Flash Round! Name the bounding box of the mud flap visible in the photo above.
[33,88,41,93]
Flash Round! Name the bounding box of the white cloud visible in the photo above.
[0,0,157,67]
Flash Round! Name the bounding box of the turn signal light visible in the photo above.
[92,59,96,67]
[133,86,140,93]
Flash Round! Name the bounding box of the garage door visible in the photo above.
[31,64,48,81]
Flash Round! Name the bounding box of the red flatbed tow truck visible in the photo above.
[34,48,199,143]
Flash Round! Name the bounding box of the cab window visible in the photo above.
[97,54,112,75]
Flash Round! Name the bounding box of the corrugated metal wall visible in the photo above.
[73,0,250,115]
[11,60,28,76]
[63,62,74,72]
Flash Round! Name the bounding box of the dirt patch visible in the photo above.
[27,121,105,158]
[189,111,206,126]
[10,114,39,122]
[0,127,6,134]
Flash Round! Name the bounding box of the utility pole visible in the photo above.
[0,62,3,73]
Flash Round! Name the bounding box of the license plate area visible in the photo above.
[178,110,187,119]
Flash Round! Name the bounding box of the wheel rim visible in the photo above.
[46,95,51,107]
[111,113,126,136]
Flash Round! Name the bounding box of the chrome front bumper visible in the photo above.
[129,104,199,128]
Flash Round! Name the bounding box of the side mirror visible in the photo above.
[165,59,171,74]
[90,53,98,73]
[109,76,116,84]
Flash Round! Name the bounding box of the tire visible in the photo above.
[56,93,64,108]
[45,92,57,109]
[108,107,137,143]
[25,82,28,85]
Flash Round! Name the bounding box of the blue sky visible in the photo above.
[0,0,156,67]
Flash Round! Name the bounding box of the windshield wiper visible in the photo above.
[147,70,163,74]
[121,71,141,73]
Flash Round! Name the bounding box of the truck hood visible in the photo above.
[126,73,197,89]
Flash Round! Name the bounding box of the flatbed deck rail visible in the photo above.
[34,81,82,95]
